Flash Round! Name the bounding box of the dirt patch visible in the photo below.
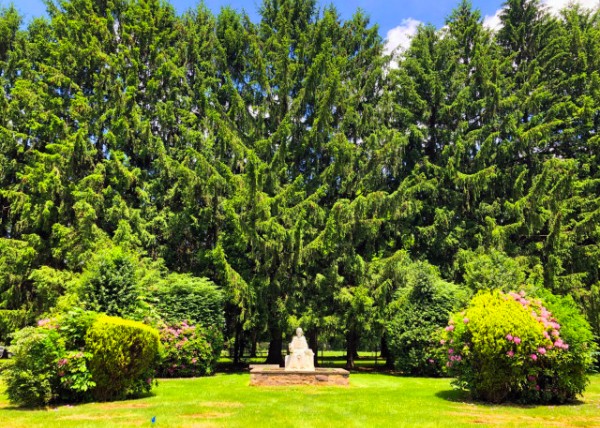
[98,402,151,410]
[184,412,232,419]
[446,411,600,427]
[198,401,243,408]
[59,412,137,421]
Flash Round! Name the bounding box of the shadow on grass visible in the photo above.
[0,390,157,412]
[434,389,585,408]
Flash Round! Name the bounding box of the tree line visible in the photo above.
[0,0,599,368]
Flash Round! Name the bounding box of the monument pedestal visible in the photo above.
[250,367,350,386]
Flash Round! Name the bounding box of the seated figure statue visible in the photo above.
[285,327,315,371]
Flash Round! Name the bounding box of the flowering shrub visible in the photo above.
[157,322,218,377]
[5,310,160,406]
[4,327,65,407]
[57,351,96,402]
[442,290,595,403]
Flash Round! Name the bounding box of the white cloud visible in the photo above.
[483,9,503,31]
[384,18,422,57]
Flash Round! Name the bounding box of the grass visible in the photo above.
[1,373,599,427]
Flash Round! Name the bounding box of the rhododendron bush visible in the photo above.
[157,321,222,377]
[442,290,595,403]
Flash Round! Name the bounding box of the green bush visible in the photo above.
[150,273,224,328]
[4,327,65,407]
[85,315,161,401]
[80,247,140,318]
[57,308,99,350]
[386,263,469,375]
[4,311,100,406]
[443,290,596,403]
[158,322,219,377]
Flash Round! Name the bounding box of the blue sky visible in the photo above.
[2,0,504,31]
[2,0,597,53]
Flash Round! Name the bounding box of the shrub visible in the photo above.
[85,315,161,401]
[386,263,469,376]
[80,247,140,317]
[443,290,596,403]
[4,327,65,407]
[57,308,99,350]
[157,321,219,377]
[150,273,225,328]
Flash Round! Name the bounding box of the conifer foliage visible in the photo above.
[0,0,599,369]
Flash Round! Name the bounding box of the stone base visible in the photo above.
[250,367,350,386]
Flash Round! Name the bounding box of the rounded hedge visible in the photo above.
[86,315,161,401]
[442,290,595,403]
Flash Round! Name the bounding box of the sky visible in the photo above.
[2,0,600,54]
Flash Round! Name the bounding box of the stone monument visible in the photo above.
[285,327,315,371]
[250,327,349,386]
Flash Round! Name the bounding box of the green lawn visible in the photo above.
[1,373,599,427]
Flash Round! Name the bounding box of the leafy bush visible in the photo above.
[158,322,219,377]
[150,273,224,328]
[85,315,161,401]
[4,327,65,407]
[57,308,99,350]
[386,263,469,375]
[454,249,543,292]
[443,290,596,403]
[80,247,140,317]
[5,311,160,406]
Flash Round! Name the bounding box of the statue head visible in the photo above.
[295,327,303,337]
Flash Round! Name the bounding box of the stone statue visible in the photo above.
[285,327,315,371]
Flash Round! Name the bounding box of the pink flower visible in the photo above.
[58,358,68,368]
[506,350,514,357]
[191,358,198,364]
[428,359,434,364]
[537,347,546,355]
[448,348,454,354]
[530,354,538,361]
[551,330,559,337]
[513,337,521,345]
[463,318,469,324]
[38,318,51,327]
[528,375,536,382]
[506,334,513,341]
[446,362,452,368]
[535,385,541,391]
[440,339,446,345]
[445,325,454,331]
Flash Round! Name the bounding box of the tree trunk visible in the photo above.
[345,330,358,370]
[266,330,284,366]
[381,335,394,369]
[308,329,318,367]
[250,330,258,358]
[233,322,242,365]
